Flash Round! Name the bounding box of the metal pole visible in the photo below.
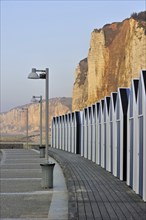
[45,68,49,162]
[40,96,42,146]
[26,108,28,148]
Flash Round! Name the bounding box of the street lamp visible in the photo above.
[28,68,55,188]
[31,95,43,147]
[21,108,28,148]
[28,68,49,162]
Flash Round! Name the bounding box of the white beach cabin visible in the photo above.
[115,88,130,181]
[137,70,146,201]
[127,79,139,190]
[99,99,104,168]
[95,102,100,165]
[103,97,111,172]
[109,92,117,176]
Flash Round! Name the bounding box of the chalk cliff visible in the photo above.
[72,11,146,110]
[0,97,72,137]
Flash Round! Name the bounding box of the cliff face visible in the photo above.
[72,58,88,110]
[72,12,146,111]
[0,97,72,136]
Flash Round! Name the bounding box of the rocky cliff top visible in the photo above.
[72,11,146,111]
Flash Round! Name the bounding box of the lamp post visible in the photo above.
[21,108,28,148]
[31,95,43,147]
[28,68,55,188]
[28,68,49,162]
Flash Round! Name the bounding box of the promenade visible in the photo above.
[0,147,146,220]
[49,148,146,220]
[0,148,68,220]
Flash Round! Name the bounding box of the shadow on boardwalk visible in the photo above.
[48,147,146,220]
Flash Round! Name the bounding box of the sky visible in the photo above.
[1,0,145,112]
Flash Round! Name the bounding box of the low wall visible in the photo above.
[0,143,24,149]
[0,142,46,150]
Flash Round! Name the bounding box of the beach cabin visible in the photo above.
[69,113,72,152]
[87,106,92,160]
[55,117,59,149]
[74,111,82,154]
[58,116,62,149]
[95,102,100,165]
[127,79,139,190]
[64,114,68,151]
[137,70,146,201]
[99,99,104,168]
[67,113,71,152]
[109,92,117,176]
[71,112,74,153]
[61,115,65,150]
[115,88,130,181]
[103,97,111,172]
[51,117,55,148]
[91,104,96,162]
[82,108,88,158]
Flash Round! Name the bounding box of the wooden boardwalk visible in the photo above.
[49,148,146,220]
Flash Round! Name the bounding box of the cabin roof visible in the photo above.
[112,93,117,109]
[141,70,146,93]
[119,88,130,114]
[105,97,110,113]
[133,79,139,101]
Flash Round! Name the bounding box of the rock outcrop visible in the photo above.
[72,11,146,111]
[72,58,88,110]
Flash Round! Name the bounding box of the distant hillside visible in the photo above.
[0,97,72,141]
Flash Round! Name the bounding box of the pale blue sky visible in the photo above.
[1,0,145,112]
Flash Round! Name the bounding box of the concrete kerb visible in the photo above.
[0,149,7,164]
[32,149,68,220]
[47,150,77,219]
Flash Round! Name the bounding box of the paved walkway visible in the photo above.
[48,148,146,220]
[1,148,146,220]
[0,149,68,220]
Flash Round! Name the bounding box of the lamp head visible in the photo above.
[28,68,40,79]
[31,96,37,103]
[31,95,41,103]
